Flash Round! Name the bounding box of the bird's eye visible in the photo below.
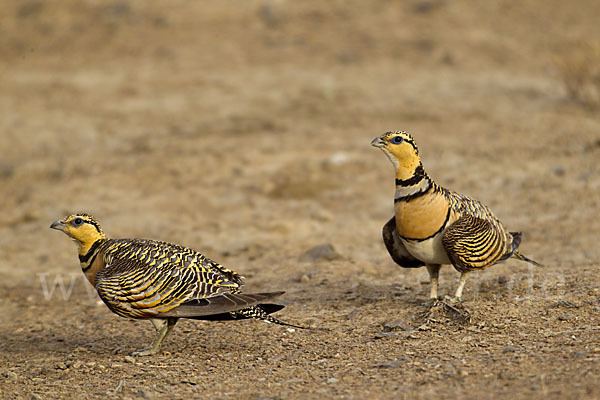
[73,218,83,226]
[391,136,404,144]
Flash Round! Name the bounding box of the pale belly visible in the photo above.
[401,233,451,265]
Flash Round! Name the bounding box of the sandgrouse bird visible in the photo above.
[371,131,541,302]
[50,213,302,356]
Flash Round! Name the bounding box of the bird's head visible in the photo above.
[50,213,106,253]
[371,131,421,180]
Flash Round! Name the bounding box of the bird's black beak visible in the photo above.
[50,220,66,231]
[370,136,386,148]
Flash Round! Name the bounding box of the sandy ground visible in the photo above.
[1,1,600,399]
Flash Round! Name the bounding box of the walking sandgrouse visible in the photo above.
[50,213,302,356]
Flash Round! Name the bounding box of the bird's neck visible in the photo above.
[78,239,106,271]
[394,163,435,202]
[394,153,422,180]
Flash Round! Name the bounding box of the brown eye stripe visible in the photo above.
[86,219,102,233]
[72,214,102,233]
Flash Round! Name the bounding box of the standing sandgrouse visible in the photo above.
[371,131,541,302]
[50,213,302,356]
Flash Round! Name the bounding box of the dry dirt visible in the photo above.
[1,1,600,399]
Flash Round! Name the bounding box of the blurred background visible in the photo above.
[1,0,599,398]
[1,0,598,277]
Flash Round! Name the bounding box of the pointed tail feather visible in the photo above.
[224,287,308,329]
[513,250,544,267]
[190,304,308,329]
[504,232,543,267]
[233,305,309,330]
[188,304,284,321]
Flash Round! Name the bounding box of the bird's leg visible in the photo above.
[419,271,473,325]
[425,264,441,300]
[131,318,178,356]
[419,268,472,326]
[419,264,443,326]
[451,271,471,302]
[431,271,473,322]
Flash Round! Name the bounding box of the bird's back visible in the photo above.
[94,238,245,318]
[443,188,512,243]
[100,238,243,285]
[440,187,517,270]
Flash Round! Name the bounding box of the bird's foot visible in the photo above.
[130,347,159,357]
[421,297,442,308]
[439,297,471,322]
[418,296,471,327]
[442,295,462,304]
[418,297,445,327]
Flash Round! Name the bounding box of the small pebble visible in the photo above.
[299,243,341,263]
[550,166,565,176]
[503,346,519,353]
[3,371,18,380]
[346,309,360,320]
[374,332,401,338]
[327,378,339,384]
[382,319,413,332]
[378,360,403,368]
[55,362,67,370]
